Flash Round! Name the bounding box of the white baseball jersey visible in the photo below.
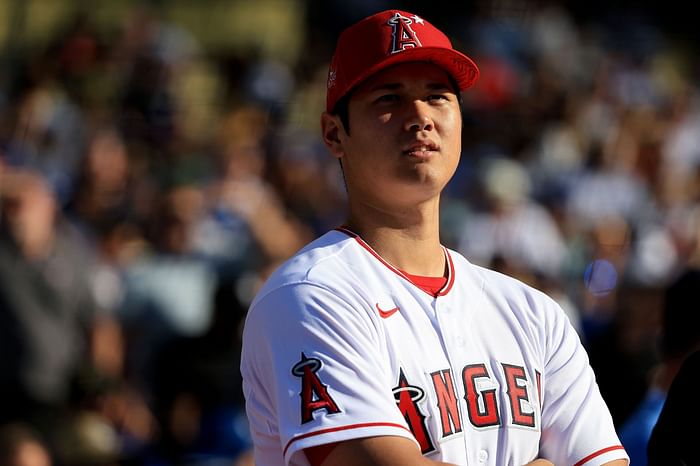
[241,228,628,466]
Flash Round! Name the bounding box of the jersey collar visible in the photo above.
[335,226,456,297]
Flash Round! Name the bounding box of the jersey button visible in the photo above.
[477,449,488,463]
[455,336,465,347]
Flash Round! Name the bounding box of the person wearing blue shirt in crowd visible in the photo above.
[619,269,700,465]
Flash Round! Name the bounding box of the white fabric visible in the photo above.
[241,229,628,466]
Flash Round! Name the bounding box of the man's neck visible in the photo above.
[345,199,445,277]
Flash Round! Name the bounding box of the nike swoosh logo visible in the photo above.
[376,303,400,319]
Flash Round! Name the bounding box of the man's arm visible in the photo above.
[308,437,558,466]
[310,436,454,466]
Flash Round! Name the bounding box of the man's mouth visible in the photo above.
[403,142,438,157]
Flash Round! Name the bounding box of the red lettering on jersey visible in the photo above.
[292,353,341,424]
[462,364,500,428]
[387,12,422,54]
[502,364,535,427]
[430,369,463,437]
[393,369,435,453]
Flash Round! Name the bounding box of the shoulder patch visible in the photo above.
[292,353,342,423]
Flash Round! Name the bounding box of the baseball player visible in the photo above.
[241,9,629,466]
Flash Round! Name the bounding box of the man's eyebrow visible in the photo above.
[367,82,403,92]
[426,82,453,91]
[367,82,454,92]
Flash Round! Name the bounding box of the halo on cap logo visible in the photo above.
[387,12,424,54]
[327,68,337,89]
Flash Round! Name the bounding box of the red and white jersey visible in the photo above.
[241,228,628,466]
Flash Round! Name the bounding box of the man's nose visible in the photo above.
[403,101,434,132]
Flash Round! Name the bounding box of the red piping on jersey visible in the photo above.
[335,227,455,297]
[573,445,626,466]
[283,421,412,457]
[441,249,455,295]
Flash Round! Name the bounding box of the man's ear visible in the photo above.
[321,112,346,159]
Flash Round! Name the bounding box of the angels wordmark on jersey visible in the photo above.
[292,346,540,454]
[241,228,629,466]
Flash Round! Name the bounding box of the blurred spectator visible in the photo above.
[565,145,651,232]
[660,92,700,205]
[66,127,151,240]
[0,423,52,466]
[270,128,346,236]
[646,348,700,466]
[193,104,311,275]
[119,183,219,387]
[0,168,127,464]
[457,157,567,279]
[620,269,700,465]
[5,78,87,205]
[148,281,253,466]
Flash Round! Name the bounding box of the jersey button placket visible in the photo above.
[438,296,484,463]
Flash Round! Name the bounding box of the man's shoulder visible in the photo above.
[242,230,381,347]
[252,229,361,304]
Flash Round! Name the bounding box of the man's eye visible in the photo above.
[427,94,449,101]
[376,94,400,103]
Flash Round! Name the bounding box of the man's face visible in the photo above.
[324,62,463,210]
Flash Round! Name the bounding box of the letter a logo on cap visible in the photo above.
[387,12,422,54]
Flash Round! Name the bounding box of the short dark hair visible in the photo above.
[331,92,352,135]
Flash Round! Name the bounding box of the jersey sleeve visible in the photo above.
[538,298,629,466]
[241,282,416,466]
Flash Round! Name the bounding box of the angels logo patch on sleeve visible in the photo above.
[292,353,341,424]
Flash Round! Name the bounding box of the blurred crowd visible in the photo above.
[1,1,699,465]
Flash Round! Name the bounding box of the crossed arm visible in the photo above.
[306,436,627,466]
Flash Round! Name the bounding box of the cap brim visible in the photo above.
[344,47,479,100]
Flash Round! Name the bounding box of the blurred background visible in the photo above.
[0,1,699,465]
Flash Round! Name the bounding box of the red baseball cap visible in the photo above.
[325,10,480,112]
